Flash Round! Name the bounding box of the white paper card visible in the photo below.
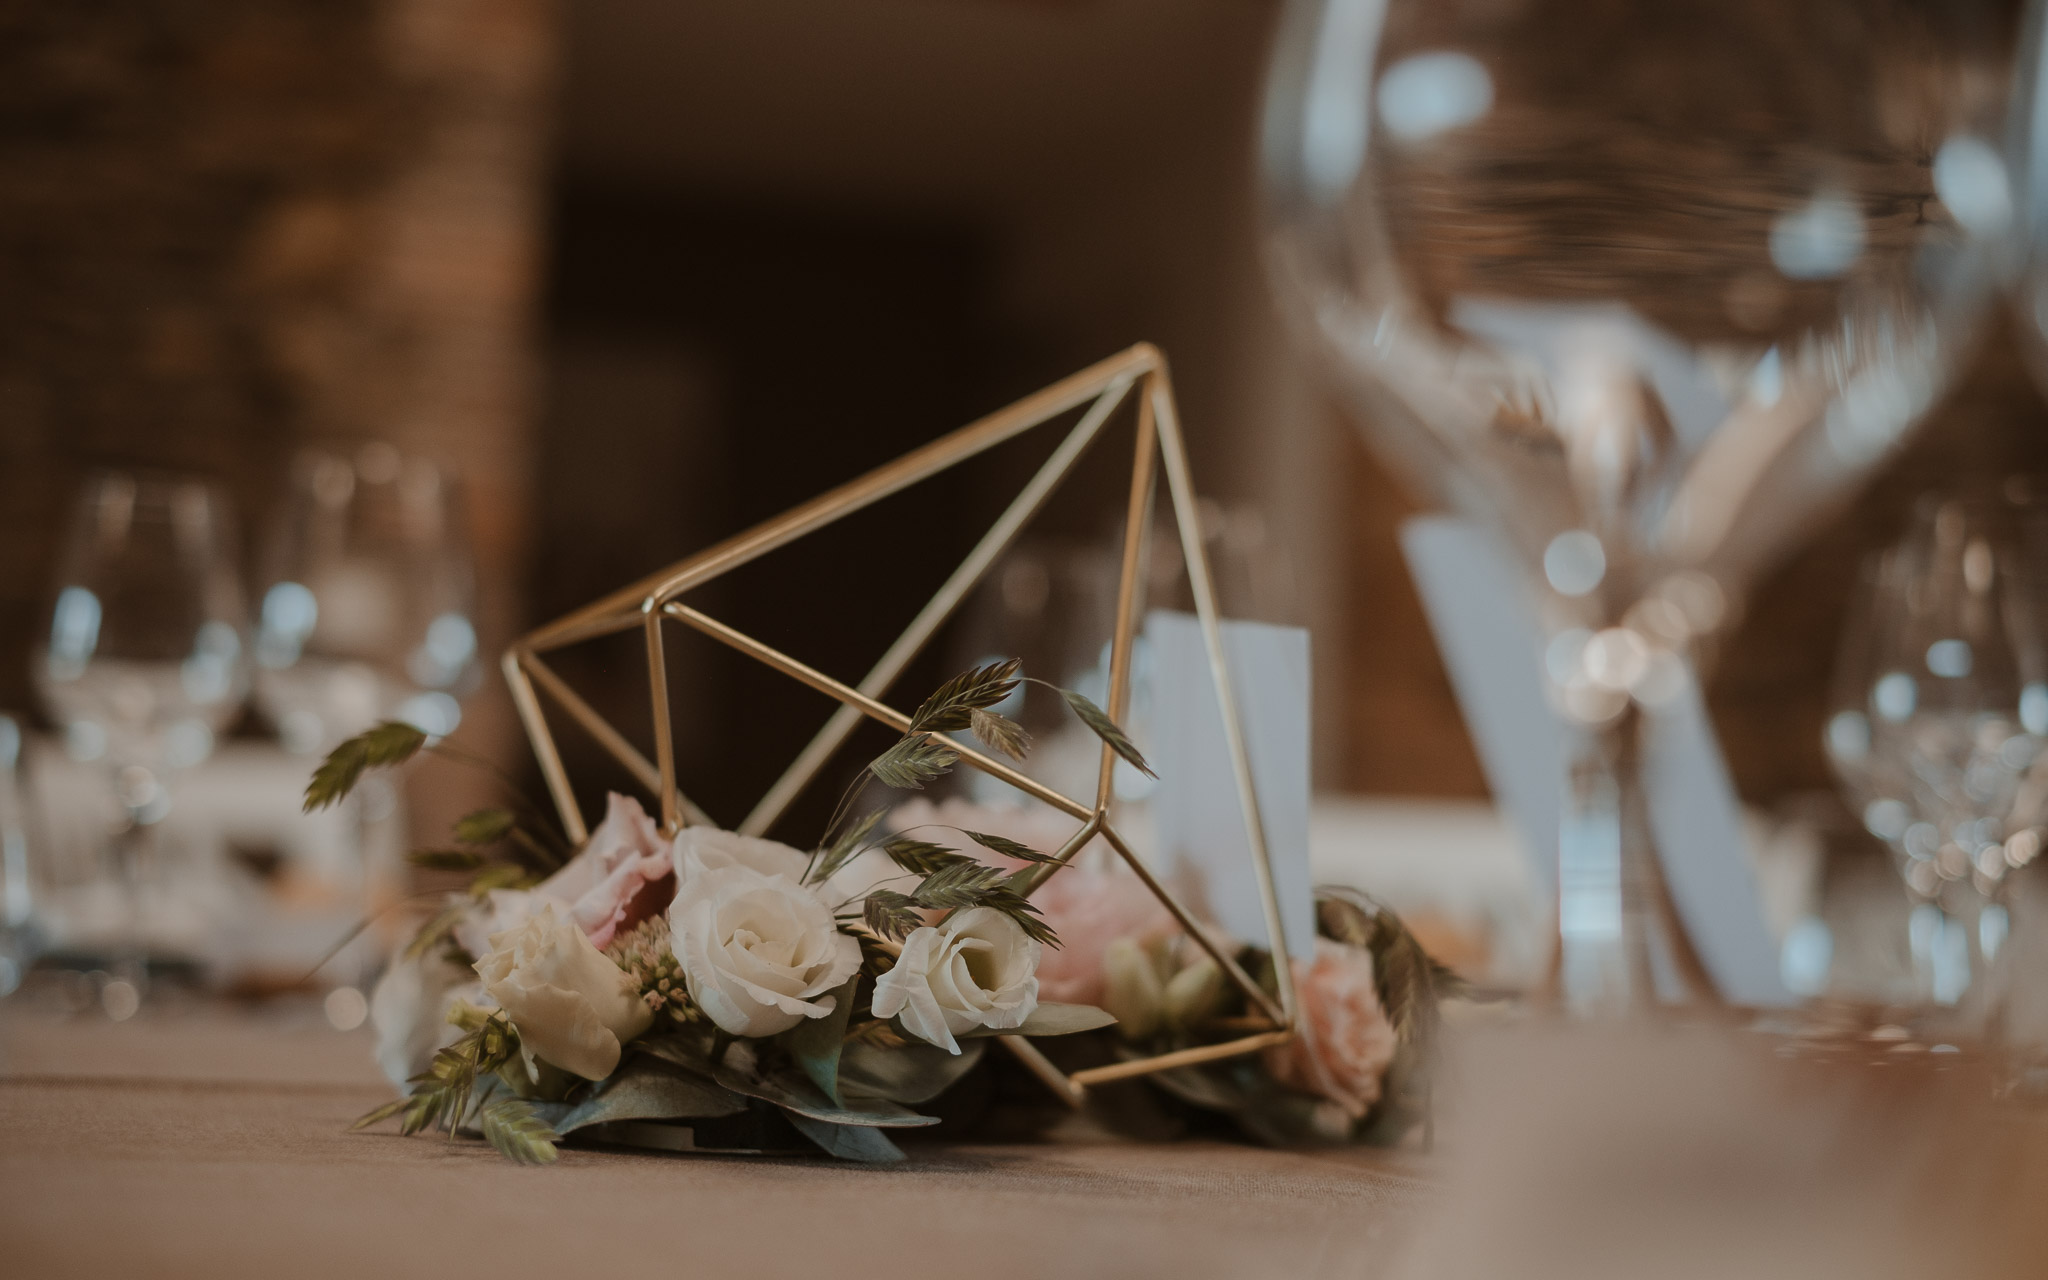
[1146,609,1316,960]
[1399,515,1792,1007]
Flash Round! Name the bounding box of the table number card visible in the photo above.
[1146,610,1317,961]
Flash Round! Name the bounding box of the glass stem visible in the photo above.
[1555,703,1715,1015]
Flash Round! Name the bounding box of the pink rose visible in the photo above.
[545,792,674,949]
[887,798,1172,1005]
[1263,938,1399,1120]
[451,793,674,956]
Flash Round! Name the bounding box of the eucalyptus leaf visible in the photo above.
[838,1037,986,1105]
[555,1058,748,1133]
[958,1001,1117,1039]
[785,1112,907,1163]
[785,976,858,1105]
[710,1041,940,1128]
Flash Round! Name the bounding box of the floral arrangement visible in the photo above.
[313,660,1460,1164]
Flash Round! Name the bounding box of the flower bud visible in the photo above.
[1163,956,1225,1030]
[1102,936,1165,1040]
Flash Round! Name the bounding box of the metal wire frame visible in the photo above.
[501,342,1299,1099]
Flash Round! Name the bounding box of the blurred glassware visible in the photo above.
[1826,486,2048,1030]
[254,442,479,752]
[953,503,1296,808]
[1263,0,2015,1015]
[34,471,250,980]
[0,713,40,996]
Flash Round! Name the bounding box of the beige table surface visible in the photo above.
[0,1004,1430,1279]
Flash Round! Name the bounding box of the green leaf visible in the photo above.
[1059,688,1155,778]
[303,721,428,813]
[785,975,858,1105]
[909,658,1021,733]
[869,735,959,790]
[554,1057,747,1133]
[838,1037,985,1105]
[882,838,969,876]
[349,1095,411,1132]
[468,863,531,897]
[785,1112,906,1163]
[709,1040,941,1128]
[809,809,882,888]
[406,847,485,872]
[453,807,518,846]
[907,859,1013,908]
[961,830,1058,865]
[905,861,1061,948]
[479,1095,560,1165]
[958,1001,1116,1039]
[401,900,470,963]
[967,707,1030,761]
[861,890,924,943]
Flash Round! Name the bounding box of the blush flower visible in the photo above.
[1263,938,1399,1120]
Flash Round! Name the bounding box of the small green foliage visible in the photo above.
[808,809,883,887]
[400,899,472,963]
[303,722,428,813]
[868,735,958,790]
[355,1011,522,1147]
[453,807,518,845]
[881,838,971,876]
[909,658,1021,734]
[1058,687,1155,778]
[968,707,1030,761]
[479,1095,560,1165]
[960,830,1058,864]
[406,848,485,872]
[467,863,532,897]
[861,890,925,943]
[907,860,1057,948]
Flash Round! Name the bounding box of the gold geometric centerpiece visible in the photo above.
[500,343,1296,1099]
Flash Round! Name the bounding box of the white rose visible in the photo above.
[668,828,859,1038]
[870,907,1041,1054]
[474,900,652,1080]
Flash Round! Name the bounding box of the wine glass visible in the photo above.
[34,472,250,987]
[1262,0,2016,1014]
[254,442,480,753]
[1829,490,2048,1027]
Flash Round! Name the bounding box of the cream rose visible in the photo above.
[871,907,1041,1054]
[667,828,860,1038]
[474,901,653,1080]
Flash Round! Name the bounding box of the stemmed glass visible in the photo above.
[1828,488,2048,1032]
[1262,0,2015,1013]
[35,472,250,992]
[254,443,480,752]
[252,444,479,995]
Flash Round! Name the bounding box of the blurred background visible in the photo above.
[6,0,2048,1009]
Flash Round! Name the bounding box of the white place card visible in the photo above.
[1146,609,1317,960]
[1400,515,1792,1007]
